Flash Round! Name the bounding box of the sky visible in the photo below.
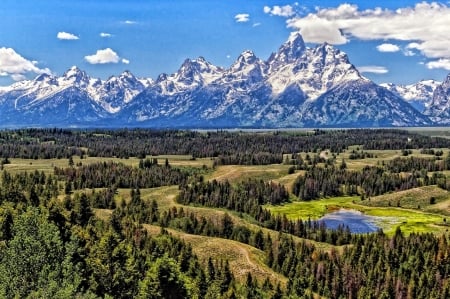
[0,0,449,86]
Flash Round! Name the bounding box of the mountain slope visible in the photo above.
[424,74,450,124]
[0,33,436,128]
[381,80,440,112]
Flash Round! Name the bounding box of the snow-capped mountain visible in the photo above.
[0,33,437,128]
[95,71,148,113]
[423,74,450,124]
[381,80,440,112]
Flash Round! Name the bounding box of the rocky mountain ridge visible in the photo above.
[0,33,446,128]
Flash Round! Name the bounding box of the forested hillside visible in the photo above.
[0,129,449,298]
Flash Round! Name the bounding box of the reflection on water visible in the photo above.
[319,209,380,233]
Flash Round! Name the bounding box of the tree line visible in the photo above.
[2,129,450,164]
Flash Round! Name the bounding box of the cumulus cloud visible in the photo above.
[357,66,389,74]
[235,13,250,23]
[85,48,125,64]
[57,31,79,40]
[123,20,137,25]
[264,5,295,17]
[0,47,51,81]
[426,58,450,70]
[376,43,400,53]
[281,2,450,68]
[100,32,113,38]
[121,58,130,64]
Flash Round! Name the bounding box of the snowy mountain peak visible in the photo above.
[424,75,450,123]
[231,50,263,71]
[156,73,168,83]
[35,73,54,82]
[442,73,450,87]
[269,32,306,68]
[176,57,223,86]
[61,66,91,87]
[238,50,257,62]
[0,32,442,128]
[119,70,135,79]
[381,79,441,113]
[313,42,351,67]
[228,50,266,84]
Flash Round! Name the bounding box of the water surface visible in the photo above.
[319,209,380,233]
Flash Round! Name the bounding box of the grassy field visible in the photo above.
[2,154,212,175]
[207,164,291,183]
[338,148,449,171]
[143,224,287,286]
[361,185,450,214]
[4,147,450,256]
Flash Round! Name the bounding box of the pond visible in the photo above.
[319,209,380,233]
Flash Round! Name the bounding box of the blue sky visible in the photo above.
[0,0,449,86]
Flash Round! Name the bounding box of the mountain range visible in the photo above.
[1,32,449,128]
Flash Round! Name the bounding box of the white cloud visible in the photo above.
[426,58,450,70]
[263,5,295,17]
[11,74,27,81]
[376,43,400,53]
[253,22,261,27]
[57,31,79,40]
[357,66,389,74]
[121,58,130,64]
[100,32,113,38]
[123,20,137,25]
[0,47,51,81]
[235,13,250,23]
[85,48,121,64]
[283,2,450,62]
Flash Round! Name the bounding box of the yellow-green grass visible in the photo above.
[266,196,448,236]
[363,207,445,235]
[2,158,74,174]
[94,208,113,221]
[361,185,450,214]
[207,164,291,183]
[129,185,336,251]
[147,155,214,168]
[143,224,287,286]
[338,148,450,171]
[1,155,212,175]
[272,171,305,193]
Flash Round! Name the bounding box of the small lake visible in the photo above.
[319,209,380,233]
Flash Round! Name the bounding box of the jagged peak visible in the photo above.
[268,32,306,68]
[287,31,306,47]
[62,66,89,81]
[156,73,168,83]
[443,73,450,85]
[120,70,135,78]
[314,42,341,56]
[34,73,55,82]
[233,50,260,66]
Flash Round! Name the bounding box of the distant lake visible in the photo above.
[319,209,380,233]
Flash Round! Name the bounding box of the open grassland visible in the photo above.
[361,185,450,213]
[339,148,449,171]
[207,164,291,183]
[4,147,450,239]
[2,154,211,175]
[133,185,337,252]
[272,171,305,193]
[143,224,287,286]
